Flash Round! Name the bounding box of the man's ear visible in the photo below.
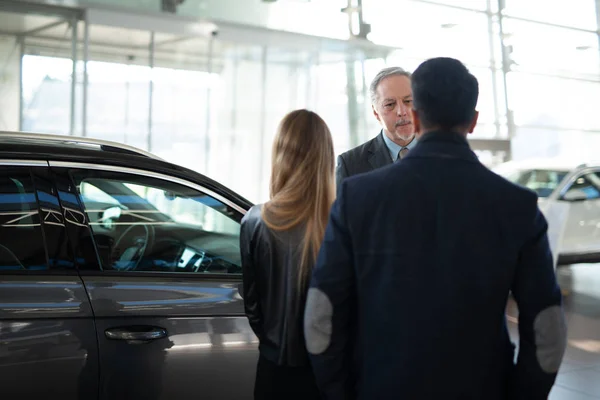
[372,104,381,123]
[410,108,421,135]
[467,111,479,134]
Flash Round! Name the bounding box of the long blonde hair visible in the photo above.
[262,109,336,291]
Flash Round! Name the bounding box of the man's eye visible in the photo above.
[404,99,413,104]
[385,103,395,108]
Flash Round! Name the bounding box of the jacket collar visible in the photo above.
[405,130,479,164]
[367,130,393,170]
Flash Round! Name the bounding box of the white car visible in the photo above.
[493,158,600,266]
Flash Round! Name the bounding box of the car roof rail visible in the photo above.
[0,132,163,161]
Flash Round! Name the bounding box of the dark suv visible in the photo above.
[0,132,257,399]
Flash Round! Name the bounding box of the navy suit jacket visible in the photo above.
[305,131,566,400]
[335,131,391,195]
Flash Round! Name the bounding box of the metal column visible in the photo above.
[229,47,239,187]
[497,0,515,141]
[360,56,369,142]
[486,0,501,138]
[595,0,600,59]
[346,59,360,148]
[305,55,313,109]
[17,36,24,132]
[313,51,320,109]
[82,12,89,137]
[258,46,268,200]
[69,16,78,136]
[204,32,215,176]
[230,48,238,134]
[148,31,155,152]
[289,62,298,109]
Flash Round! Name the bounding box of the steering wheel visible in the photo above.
[111,224,155,271]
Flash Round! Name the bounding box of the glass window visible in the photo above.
[562,172,600,201]
[502,169,570,198]
[507,73,600,132]
[503,19,600,78]
[72,171,242,275]
[366,1,491,66]
[416,0,487,10]
[503,0,598,30]
[0,168,47,271]
[511,127,600,161]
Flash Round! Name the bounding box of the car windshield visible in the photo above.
[503,169,569,198]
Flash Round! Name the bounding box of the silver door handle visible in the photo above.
[105,327,167,342]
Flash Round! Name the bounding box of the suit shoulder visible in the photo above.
[481,166,539,204]
[341,162,395,203]
[338,135,378,161]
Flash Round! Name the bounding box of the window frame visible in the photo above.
[49,160,247,281]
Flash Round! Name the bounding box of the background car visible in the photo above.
[493,158,600,266]
[0,132,257,400]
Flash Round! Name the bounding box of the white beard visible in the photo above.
[396,131,415,142]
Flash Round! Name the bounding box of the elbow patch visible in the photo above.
[304,288,333,355]
[534,305,567,374]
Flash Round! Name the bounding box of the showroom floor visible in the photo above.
[507,263,600,399]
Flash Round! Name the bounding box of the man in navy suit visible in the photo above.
[304,57,567,400]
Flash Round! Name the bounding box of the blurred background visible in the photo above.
[1,0,598,203]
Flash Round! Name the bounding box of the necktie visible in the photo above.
[397,147,409,161]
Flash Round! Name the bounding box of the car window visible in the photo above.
[562,172,600,201]
[72,170,242,275]
[0,168,48,271]
[504,169,568,198]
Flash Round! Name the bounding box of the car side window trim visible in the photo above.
[0,160,49,167]
[48,161,246,216]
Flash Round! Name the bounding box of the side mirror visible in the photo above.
[101,206,122,229]
[561,189,588,202]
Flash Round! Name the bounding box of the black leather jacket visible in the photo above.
[239,204,311,367]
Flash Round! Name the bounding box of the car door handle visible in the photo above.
[105,326,167,342]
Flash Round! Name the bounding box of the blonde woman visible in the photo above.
[240,109,335,399]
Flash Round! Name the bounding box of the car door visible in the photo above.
[51,161,257,400]
[0,161,99,399]
[557,169,600,259]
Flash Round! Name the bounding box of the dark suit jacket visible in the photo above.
[336,131,391,194]
[306,131,566,400]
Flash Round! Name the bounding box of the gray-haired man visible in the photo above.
[336,67,416,193]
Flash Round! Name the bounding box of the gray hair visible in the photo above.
[369,67,411,104]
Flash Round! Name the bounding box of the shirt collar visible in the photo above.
[381,130,417,161]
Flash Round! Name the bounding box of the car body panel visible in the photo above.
[493,160,600,264]
[83,275,256,399]
[0,274,99,399]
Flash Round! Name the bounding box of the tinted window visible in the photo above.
[0,168,47,271]
[562,172,600,200]
[32,168,76,270]
[52,168,102,271]
[71,170,242,275]
[505,169,568,197]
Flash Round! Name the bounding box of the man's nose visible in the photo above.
[397,104,408,116]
